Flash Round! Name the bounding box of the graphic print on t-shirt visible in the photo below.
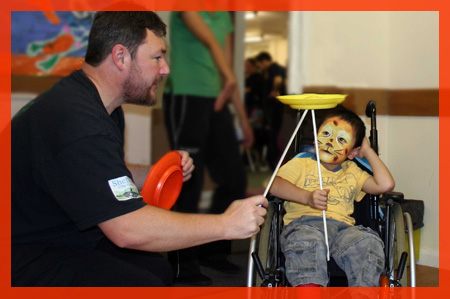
[304,173,357,205]
[108,176,141,201]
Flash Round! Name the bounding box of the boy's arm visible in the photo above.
[270,177,329,210]
[358,138,395,194]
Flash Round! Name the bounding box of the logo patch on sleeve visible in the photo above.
[108,176,142,201]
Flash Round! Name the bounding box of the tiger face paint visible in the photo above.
[317,117,356,165]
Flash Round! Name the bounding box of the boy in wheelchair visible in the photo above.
[270,106,395,287]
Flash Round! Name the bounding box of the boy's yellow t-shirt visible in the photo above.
[277,157,371,226]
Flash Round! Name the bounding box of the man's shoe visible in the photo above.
[174,274,213,286]
[200,258,241,275]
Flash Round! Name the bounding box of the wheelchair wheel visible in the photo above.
[387,202,408,287]
[255,200,274,286]
[255,199,285,287]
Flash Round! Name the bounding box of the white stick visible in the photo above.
[262,109,309,197]
[246,109,309,287]
[311,110,330,261]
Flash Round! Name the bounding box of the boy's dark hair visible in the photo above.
[319,105,366,148]
[255,51,272,62]
[84,11,166,67]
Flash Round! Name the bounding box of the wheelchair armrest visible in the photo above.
[383,191,404,203]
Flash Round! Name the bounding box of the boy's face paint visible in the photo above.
[317,117,355,164]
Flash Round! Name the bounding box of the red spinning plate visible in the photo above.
[141,151,183,209]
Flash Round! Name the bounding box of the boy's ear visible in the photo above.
[347,147,360,160]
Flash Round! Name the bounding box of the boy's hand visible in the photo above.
[308,189,329,210]
[357,137,372,159]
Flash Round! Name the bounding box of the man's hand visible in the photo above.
[307,189,329,210]
[220,195,268,240]
[177,150,195,182]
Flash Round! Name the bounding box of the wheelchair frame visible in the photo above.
[248,101,416,287]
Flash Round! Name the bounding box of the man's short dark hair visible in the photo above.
[319,105,366,148]
[84,11,166,67]
[255,51,272,62]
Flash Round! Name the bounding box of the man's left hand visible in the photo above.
[177,150,195,182]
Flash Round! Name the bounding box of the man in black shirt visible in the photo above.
[11,11,268,287]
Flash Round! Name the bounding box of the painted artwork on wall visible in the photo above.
[11,11,95,76]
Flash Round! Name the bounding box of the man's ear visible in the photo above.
[347,147,360,160]
[111,44,130,71]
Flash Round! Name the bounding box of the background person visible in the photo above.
[255,51,287,170]
[163,11,254,286]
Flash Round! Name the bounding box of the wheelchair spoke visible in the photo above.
[386,202,408,287]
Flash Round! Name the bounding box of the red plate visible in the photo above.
[141,151,183,209]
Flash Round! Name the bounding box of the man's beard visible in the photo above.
[122,64,157,106]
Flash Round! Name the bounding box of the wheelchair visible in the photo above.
[248,101,417,287]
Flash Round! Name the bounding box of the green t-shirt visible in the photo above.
[166,11,233,98]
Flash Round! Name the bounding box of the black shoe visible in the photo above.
[200,258,241,275]
[174,274,213,286]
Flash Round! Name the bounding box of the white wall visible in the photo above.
[299,11,439,267]
[304,11,390,88]
[388,11,439,89]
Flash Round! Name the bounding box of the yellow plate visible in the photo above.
[277,93,347,110]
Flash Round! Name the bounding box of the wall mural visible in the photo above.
[11,11,95,76]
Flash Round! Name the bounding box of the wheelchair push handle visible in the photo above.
[366,100,378,155]
[365,100,377,118]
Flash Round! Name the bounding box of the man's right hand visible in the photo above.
[220,195,268,240]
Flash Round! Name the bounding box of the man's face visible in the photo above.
[317,117,355,165]
[122,29,170,106]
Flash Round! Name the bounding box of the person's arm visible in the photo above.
[270,176,329,210]
[179,12,236,110]
[223,34,254,148]
[269,75,284,98]
[357,138,395,194]
[98,195,268,252]
[127,151,195,189]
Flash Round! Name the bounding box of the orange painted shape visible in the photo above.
[42,34,74,55]
[43,11,61,25]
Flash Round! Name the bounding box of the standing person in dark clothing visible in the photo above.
[244,57,267,170]
[11,11,267,287]
[255,51,287,170]
[244,57,264,117]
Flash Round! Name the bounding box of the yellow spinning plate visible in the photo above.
[277,93,347,110]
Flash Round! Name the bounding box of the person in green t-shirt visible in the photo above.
[163,11,254,286]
